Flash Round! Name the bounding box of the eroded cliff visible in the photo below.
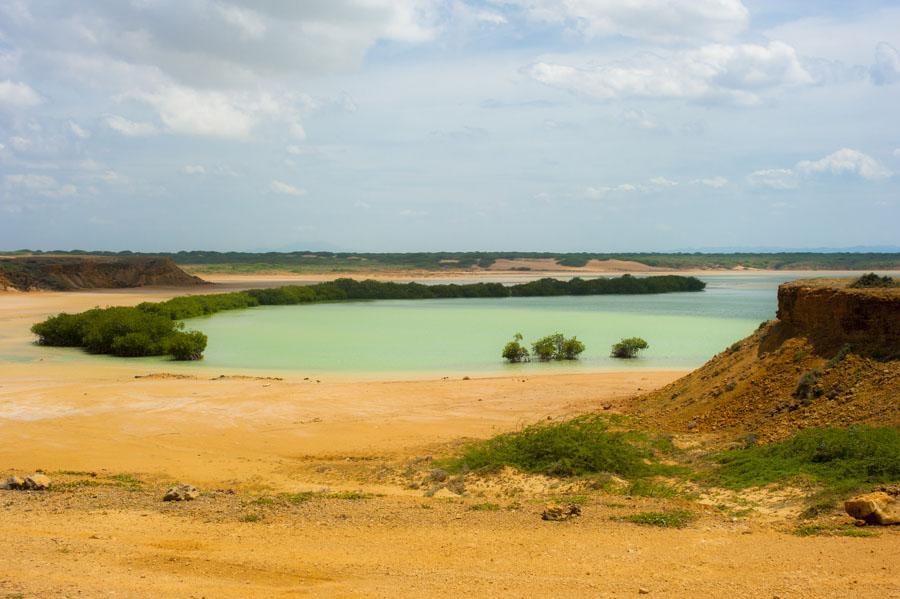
[632,278,900,442]
[0,256,206,291]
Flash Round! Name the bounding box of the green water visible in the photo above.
[180,274,789,376]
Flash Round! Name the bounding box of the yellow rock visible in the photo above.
[844,492,899,525]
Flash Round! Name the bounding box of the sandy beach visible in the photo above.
[1,282,898,597]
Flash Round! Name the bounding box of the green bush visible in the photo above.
[713,426,900,494]
[849,273,896,288]
[531,333,585,361]
[501,333,530,363]
[444,415,651,477]
[164,331,208,361]
[611,337,649,359]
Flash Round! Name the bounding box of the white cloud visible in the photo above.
[181,165,206,175]
[270,180,306,196]
[0,79,41,107]
[69,121,90,139]
[748,149,893,190]
[748,169,799,190]
[501,0,748,43]
[130,85,306,140]
[695,176,729,188]
[215,5,266,41]
[621,109,660,131]
[106,115,158,136]
[871,42,900,85]
[584,178,677,199]
[5,173,78,197]
[528,41,814,106]
[894,149,900,158]
[796,148,892,180]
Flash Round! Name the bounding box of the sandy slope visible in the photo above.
[1,285,898,597]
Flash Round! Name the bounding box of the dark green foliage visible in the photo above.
[164,331,208,361]
[530,333,586,361]
[30,313,86,346]
[443,415,651,477]
[502,333,530,363]
[849,272,897,288]
[611,337,649,358]
[510,275,705,296]
[713,426,900,494]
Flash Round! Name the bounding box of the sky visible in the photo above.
[0,0,899,252]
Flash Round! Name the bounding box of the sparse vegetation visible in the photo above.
[444,415,653,477]
[849,272,897,288]
[623,479,681,499]
[469,502,502,511]
[611,337,649,359]
[620,510,695,528]
[712,426,900,495]
[793,369,822,401]
[238,514,262,523]
[795,524,878,538]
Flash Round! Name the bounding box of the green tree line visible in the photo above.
[31,275,703,361]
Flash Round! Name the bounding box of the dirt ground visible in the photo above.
[1,285,898,598]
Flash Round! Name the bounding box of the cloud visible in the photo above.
[649,176,678,188]
[695,176,729,188]
[500,0,748,43]
[130,85,306,140]
[747,169,799,190]
[270,180,306,196]
[584,177,679,198]
[871,42,900,85]
[528,41,814,106]
[620,109,661,131]
[0,79,41,107]
[106,115,158,137]
[749,149,892,190]
[181,165,206,175]
[19,2,438,89]
[69,121,90,139]
[796,148,892,180]
[894,149,900,158]
[5,173,78,197]
[215,4,267,41]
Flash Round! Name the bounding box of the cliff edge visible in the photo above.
[631,278,900,442]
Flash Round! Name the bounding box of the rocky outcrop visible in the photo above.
[632,278,900,441]
[541,503,582,521]
[0,256,206,291]
[163,484,200,501]
[777,279,900,357]
[844,492,899,525]
[2,473,51,490]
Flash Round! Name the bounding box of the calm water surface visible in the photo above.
[180,274,798,376]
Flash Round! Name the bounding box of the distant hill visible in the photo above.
[0,256,206,291]
[3,250,900,274]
